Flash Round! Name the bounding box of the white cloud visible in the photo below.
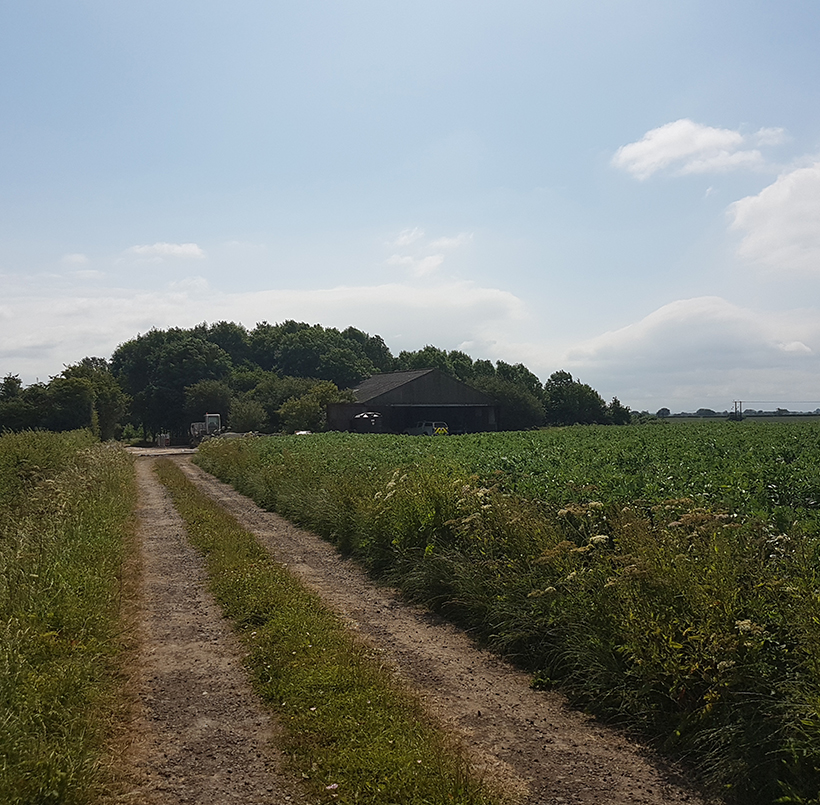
[392,228,425,247]
[612,119,774,180]
[126,242,206,259]
[562,296,820,411]
[384,230,471,279]
[72,269,106,280]
[754,127,787,147]
[430,232,473,249]
[413,255,444,276]
[729,163,820,272]
[386,253,444,277]
[61,253,89,265]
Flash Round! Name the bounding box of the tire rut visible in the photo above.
[116,456,301,804]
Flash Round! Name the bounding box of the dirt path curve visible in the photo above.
[119,455,301,804]
[172,455,709,805]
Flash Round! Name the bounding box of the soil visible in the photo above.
[118,448,711,805]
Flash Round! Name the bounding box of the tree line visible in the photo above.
[0,320,631,437]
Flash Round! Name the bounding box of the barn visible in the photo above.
[326,369,497,434]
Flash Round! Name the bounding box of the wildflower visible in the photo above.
[735,619,763,635]
[326,783,339,790]
[588,534,608,545]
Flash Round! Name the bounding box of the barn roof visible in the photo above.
[351,369,494,406]
[352,370,434,402]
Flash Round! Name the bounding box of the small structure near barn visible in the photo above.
[327,369,497,434]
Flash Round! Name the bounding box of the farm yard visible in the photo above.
[2,422,819,804]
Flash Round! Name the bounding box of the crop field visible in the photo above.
[0,431,134,804]
[197,422,820,805]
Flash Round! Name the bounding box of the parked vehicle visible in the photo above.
[404,420,448,436]
[190,412,222,444]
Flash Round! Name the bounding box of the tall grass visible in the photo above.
[0,432,135,805]
[196,427,820,804]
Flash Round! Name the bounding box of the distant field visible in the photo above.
[672,414,820,424]
[198,422,820,804]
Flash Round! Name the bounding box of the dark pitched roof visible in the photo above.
[352,370,434,403]
[351,369,495,407]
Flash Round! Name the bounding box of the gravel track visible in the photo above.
[115,455,301,804]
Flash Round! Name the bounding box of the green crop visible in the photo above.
[197,423,820,804]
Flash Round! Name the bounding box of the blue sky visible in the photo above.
[2,1,820,412]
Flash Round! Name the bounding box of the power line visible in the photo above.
[738,401,820,405]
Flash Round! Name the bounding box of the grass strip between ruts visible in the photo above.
[154,458,501,805]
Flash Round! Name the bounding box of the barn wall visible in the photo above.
[373,371,492,406]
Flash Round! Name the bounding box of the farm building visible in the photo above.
[326,369,498,434]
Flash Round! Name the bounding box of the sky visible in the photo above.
[2,1,820,413]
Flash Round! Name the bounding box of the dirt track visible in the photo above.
[120,449,709,804]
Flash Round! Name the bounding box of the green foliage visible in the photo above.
[0,361,129,438]
[108,321,395,436]
[43,377,95,432]
[184,378,232,423]
[278,381,352,433]
[197,423,820,804]
[191,320,252,365]
[61,358,130,439]
[607,396,632,425]
[0,433,135,803]
[395,345,452,373]
[228,397,267,432]
[468,375,545,430]
[544,370,608,425]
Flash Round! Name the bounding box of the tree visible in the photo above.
[229,397,267,432]
[251,374,317,431]
[45,377,95,432]
[469,376,545,431]
[0,376,39,431]
[395,346,452,373]
[341,327,394,371]
[316,347,374,388]
[656,407,671,418]
[543,371,607,425]
[496,361,543,397]
[184,380,232,424]
[111,331,232,435]
[277,381,353,433]
[0,374,23,400]
[278,395,324,433]
[62,358,129,439]
[447,350,474,382]
[248,322,284,371]
[472,359,495,378]
[607,397,632,425]
[200,321,251,366]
